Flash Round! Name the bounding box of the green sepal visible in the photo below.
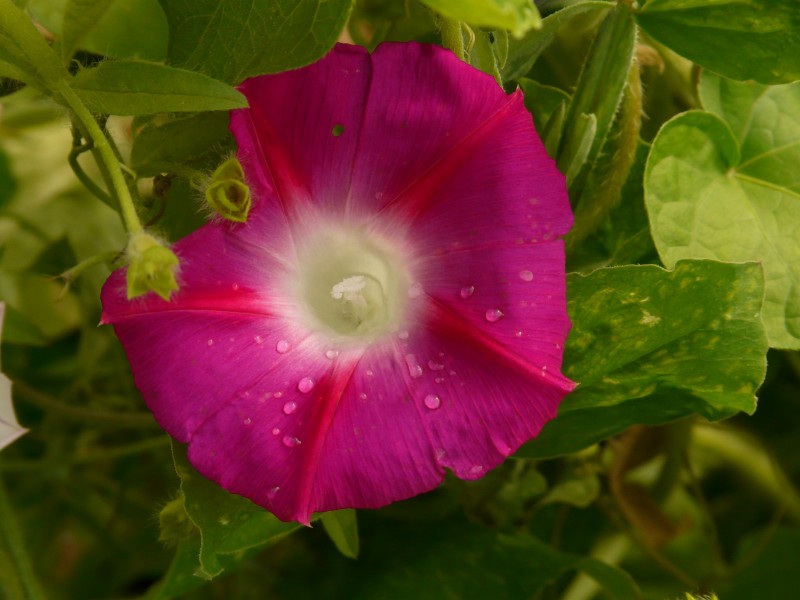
[126,232,179,301]
[158,495,197,545]
[205,158,251,223]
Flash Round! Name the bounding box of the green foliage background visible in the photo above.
[1,0,800,598]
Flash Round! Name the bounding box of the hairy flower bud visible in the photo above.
[125,232,179,300]
[205,158,251,222]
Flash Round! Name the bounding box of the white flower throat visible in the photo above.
[293,224,411,339]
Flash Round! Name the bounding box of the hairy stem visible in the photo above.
[56,83,143,235]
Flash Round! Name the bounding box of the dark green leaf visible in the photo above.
[131,112,232,176]
[71,60,247,115]
[521,260,768,458]
[171,441,299,579]
[158,0,354,84]
[142,538,207,600]
[350,517,639,600]
[503,1,612,81]
[321,509,359,559]
[646,79,800,348]
[720,528,800,600]
[636,0,800,84]
[420,0,540,37]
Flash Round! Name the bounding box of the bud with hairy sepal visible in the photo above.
[205,158,251,222]
[126,232,179,300]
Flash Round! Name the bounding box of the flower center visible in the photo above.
[294,224,410,339]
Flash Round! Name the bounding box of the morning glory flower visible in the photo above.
[101,43,574,524]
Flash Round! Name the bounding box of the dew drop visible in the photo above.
[243,417,252,425]
[298,377,314,393]
[519,270,533,282]
[282,436,302,448]
[268,486,280,499]
[282,401,297,415]
[276,340,290,354]
[460,285,475,299]
[515,330,523,338]
[207,339,214,346]
[408,282,423,298]
[427,360,445,371]
[254,335,263,344]
[424,394,441,410]
[325,349,339,360]
[469,465,484,476]
[358,392,368,401]
[274,391,283,399]
[435,377,445,384]
[232,282,240,291]
[404,354,423,379]
[271,427,281,436]
[398,330,409,340]
[366,369,374,377]
[485,308,504,323]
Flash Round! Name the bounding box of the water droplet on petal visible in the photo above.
[274,391,283,399]
[404,354,423,379]
[358,392,368,401]
[298,377,314,393]
[469,465,484,476]
[460,286,475,299]
[515,330,523,338]
[243,417,252,425]
[325,349,339,360]
[272,427,281,436]
[282,436,302,448]
[485,308,504,323]
[282,401,297,415]
[427,360,445,371]
[519,270,533,282]
[276,340,290,353]
[366,369,374,377]
[268,486,280,499]
[435,377,445,384]
[398,330,409,340]
[408,282,423,298]
[207,339,214,346]
[424,394,441,410]
[254,335,263,344]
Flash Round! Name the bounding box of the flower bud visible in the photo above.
[126,232,179,300]
[205,157,251,222]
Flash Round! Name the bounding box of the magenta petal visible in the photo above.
[103,42,576,524]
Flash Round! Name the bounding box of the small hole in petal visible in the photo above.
[332,124,345,137]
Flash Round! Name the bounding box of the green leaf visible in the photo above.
[131,112,232,176]
[503,1,613,82]
[158,0,354,84]
[0,0,68,89]
[349,517,639,600]
[646,79,800,348]
[558,2,636,195]
[71,60,247,116]
[720,528,800,600]
[171,441,299,579]
[29,0,169,61]
[420,0,540,37]
[142,539,208,600]
[321,509,359,559]
[636,0,800,84]
[60,0,114,59]
[521,260,768,458]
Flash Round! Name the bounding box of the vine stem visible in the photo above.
[56,83,143,236]
[0,477,46,600]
